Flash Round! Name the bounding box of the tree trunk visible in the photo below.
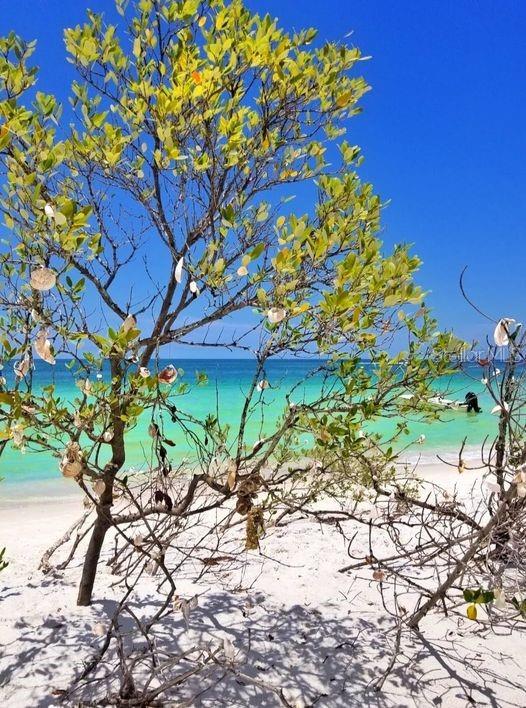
[77,505,112,606]
[76,356,126,606]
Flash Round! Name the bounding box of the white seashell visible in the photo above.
[494,318,515,347]
[491,403,509,415]
[417,434,426,444]
[175,257,184,284]
[96,372,103,380]
[14,354,31,378]
[139,366,150,378]
[30,267,57,292]
[93,479,106,496]
[237,265,248,277]
[267,307,286,324]
[44,203,55,219]
[121,314,137,333]
[10,423,24,448]
[189,280,200,295]
[256,379,269,392]
[34,329,55,365]
[103,429,114,442]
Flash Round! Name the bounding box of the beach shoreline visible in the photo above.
[0,441,487,505]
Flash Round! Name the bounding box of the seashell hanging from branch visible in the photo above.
[138,366,150,378]
[34,329,55,365]
[158,365,178,384]
[77,378,92,396]
[44,203,55,219]
[10,423,24,448]
[120,314,137,333]
[237,265,248,277]
[14,354,31,378]
[93,479,106,496]
[175,257,184,284]
[189,280,200,296]
[226,460,237,491]
[267,307,286,324]
[493,318,516,347]
[256,379,269,392]
[60,441,84,479]
[30,267,57,292]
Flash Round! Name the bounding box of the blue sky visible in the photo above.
[2,0,525,350]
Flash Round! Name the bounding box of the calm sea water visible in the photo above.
[0,359,502,486]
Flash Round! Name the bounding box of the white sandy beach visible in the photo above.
[1,461,525,707]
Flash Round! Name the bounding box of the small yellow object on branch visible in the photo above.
[466,604,477,621]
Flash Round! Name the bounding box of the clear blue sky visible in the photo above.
[2,0,525,347]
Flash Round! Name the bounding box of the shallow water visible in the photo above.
[0,359,501,486]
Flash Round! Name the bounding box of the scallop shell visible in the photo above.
[30,267,57,292]
[60,442,84,479]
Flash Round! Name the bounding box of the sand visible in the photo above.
[1,461,525,707]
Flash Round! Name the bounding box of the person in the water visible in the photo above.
[464,391,481,413]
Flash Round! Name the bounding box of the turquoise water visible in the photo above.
[0,359,501,486]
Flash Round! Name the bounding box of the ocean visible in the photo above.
[0,359,501,487]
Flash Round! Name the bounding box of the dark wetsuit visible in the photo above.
[465,391,481,413]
